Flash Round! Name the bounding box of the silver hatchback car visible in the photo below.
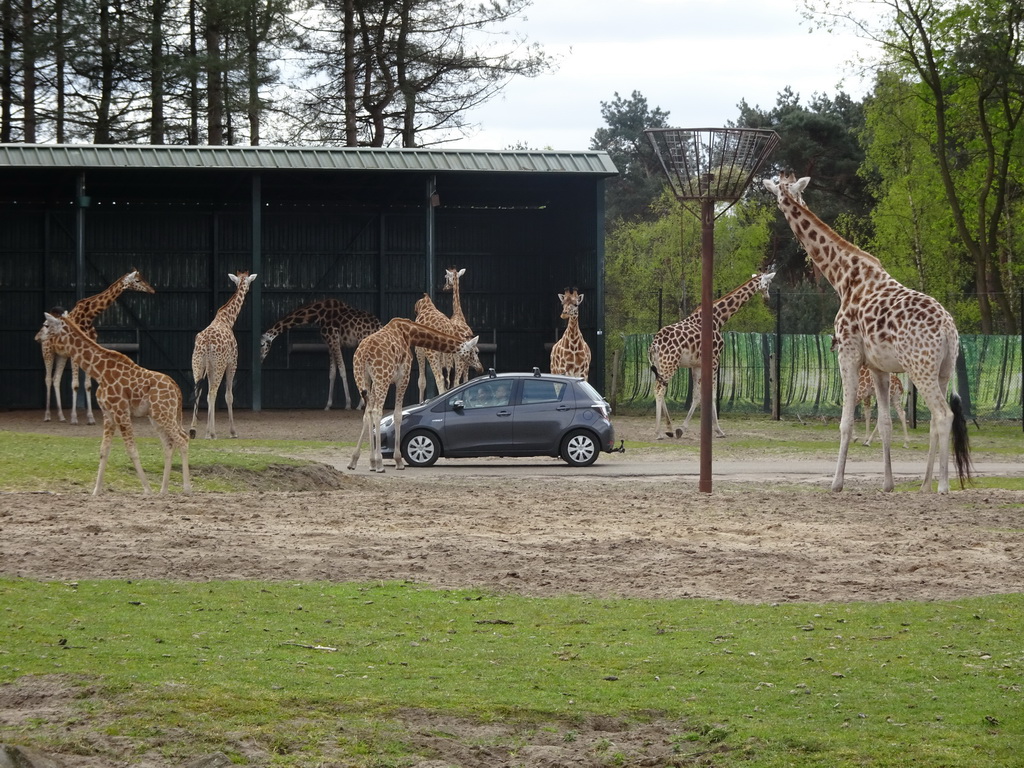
[379,370,619,467]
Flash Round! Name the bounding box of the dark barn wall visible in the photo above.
[0,154,610,412]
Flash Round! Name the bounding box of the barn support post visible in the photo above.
[75,172,87,301]
[594,178,607,393]
[425,175,438,297]
[250,172,263,411]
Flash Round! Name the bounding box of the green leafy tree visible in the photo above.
[807,0,1023,333]
[590,90,671,225]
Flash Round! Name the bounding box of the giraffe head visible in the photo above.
[443,267,466,292]
[121,269,156,294]
[38,311,75,349]
[754,271,776,299]
[259,330,277,361]
[558,288,584,320]
[229,271,258,290]
[763,173,810,208]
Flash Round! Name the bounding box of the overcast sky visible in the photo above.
[449,0,885,151]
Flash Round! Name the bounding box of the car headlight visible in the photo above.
[380,415,394,429]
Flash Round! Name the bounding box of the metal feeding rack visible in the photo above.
[643,127,780,492]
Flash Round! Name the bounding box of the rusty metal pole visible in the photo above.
[699,199,715,493]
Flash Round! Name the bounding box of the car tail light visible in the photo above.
[591,402,610,420]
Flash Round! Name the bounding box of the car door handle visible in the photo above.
[555,405,570,411]
[496,410,512,417]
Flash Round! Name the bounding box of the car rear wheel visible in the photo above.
[402,430,441,467]
[560,429,599,467]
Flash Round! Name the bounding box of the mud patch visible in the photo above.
[199,462,354,492]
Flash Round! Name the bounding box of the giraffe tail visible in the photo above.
[650,364,668,388]
[950,392,973,488]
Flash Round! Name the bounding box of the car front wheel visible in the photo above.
[560,429,599,467]
[402,430,441,467]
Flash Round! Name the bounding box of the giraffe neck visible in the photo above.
[215,284,252,328]
[563,312,582,340]
[392,318,466,353]
[69,279,129,324]
[52,316,128,379]
[450,277,466,325]
[780,195,888,299]
[267,302,326,337]
[711,277,763,324]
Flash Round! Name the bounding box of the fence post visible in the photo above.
[773,289,782,420]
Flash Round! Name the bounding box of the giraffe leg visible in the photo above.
[415,348,429,403]
[833,356,863,493]
[82,371,96,425]
[93,415,119,495]
[69,361,81,425]
[863,397,874,446]
[708,370,726,438]
[894,390,910,448]
[388,380,409,471]
[652,377,675,440]
[918,378,954,494]
[118,418,152,494]
[325,355,337,410]
[223,362,238,438]
[870,369,894,492]
[205,368,224,439]
[348,409,371,471]
[43,352,65,422]
[680,373,699,436]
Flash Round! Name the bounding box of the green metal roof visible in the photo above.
[0,144,618,176]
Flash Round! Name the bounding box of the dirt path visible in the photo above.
[2,409,1022,603]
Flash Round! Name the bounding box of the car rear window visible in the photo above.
[521,379,566,404]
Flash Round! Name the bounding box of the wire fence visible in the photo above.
[616,332,1024,422]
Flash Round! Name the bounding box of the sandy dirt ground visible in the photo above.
[1,408,1022,768]
[2,408,1022,605]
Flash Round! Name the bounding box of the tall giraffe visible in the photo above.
[648,272,775,439]
[190,271,258,439]
[443,266,480,386]
[37,312,190,495]
[36,269,156,425]
[550,288,591,379]
[347,318,479,472]
[260,299,381,410]
[413,293,481,402]
[764,173,970,493]
[856,366,910,449]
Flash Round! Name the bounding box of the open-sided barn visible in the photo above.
[0,145,617,411]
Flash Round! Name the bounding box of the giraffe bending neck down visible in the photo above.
[260,299,381,410]
[190,271,257,439]
[413,292,481,402]
[648,272,775,439]
[764,173,970,493]
[38,312,190,495]
[348,318,479,473]
[37,269,156,425]
[550,288,591,379]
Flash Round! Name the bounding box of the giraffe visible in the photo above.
[190,271,258,439]
[648,272,776,439]
[857,365,910,449]
[764,173,970,493]
[37,312,190,495]
[36,269,156,426]
[347,318,479,472]
[260,299,382,410]
[413,292,482,402]
[442,266,480,387]
[550,288,591,379]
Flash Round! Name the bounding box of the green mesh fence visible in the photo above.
[618,333,1023,421]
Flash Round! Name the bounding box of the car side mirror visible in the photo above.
[453,400,465,411]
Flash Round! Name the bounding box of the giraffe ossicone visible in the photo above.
[764,172,970,493]
[38,311,190,495]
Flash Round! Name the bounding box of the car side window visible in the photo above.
[521,380,566,404]
[453,380,514,410]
